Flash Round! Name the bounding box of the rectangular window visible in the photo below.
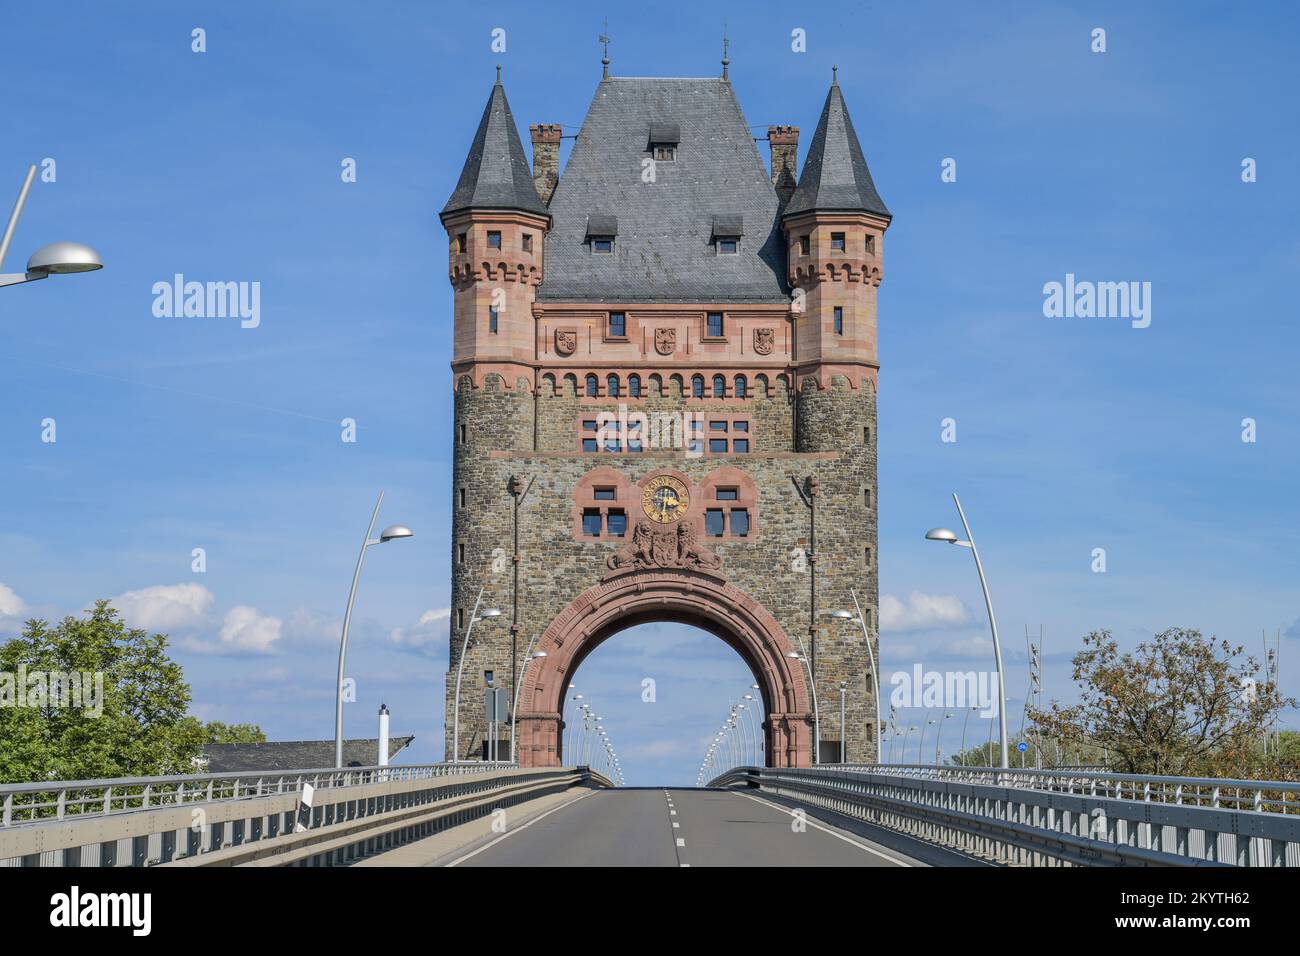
[709,420,728,431]
[718,238,738,255]
[456,233,467,252]
[831,232,845,251]
[705,509,725,537]
[592,237,614,254]
[457,542,465,564]
[594,487,616,501]
[484,670,494,686]
[864,488,872,509]
[730,509,750,537]
[488,306,498,333]
[716,487,738,501]
[733,438,749,453]
[709,437,728,453]
[865,546,873,568]
[582,509,602,537]
[865,234,875,254]
[800,235,810,256]
[487,231,502,250]
[608,312,626,337]
[607,510,627,537]
[583,420,598,431]
[603,438,622,453]
[522,233,533,253]
[733,420,749,432]
[864,426,871,444]
[457,608,465,629]
[654,145,677,162]
[706,312,724,337]
[834,306,844,335]
[458,487,465,508]
[582,438,598,452]
[459,424,467,444]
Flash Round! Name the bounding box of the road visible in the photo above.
[444,787,927,867]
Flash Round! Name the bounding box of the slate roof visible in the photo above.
[440,77,549,222]
[784,80,890,220]
[199,736,415,773]
[536,77,789,304]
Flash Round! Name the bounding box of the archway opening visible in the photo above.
[515,566,814,773]
[559,620,768,787]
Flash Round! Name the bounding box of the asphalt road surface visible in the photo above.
[447,787,926,867]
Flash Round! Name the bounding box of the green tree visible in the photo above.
[203,721,266,744]
[1028,628,1295,779]
[0,601,206,783]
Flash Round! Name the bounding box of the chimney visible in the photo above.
[529,124,562,205]
[768,125,800,204]
[377,703,390,767]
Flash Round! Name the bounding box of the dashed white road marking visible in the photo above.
[736,791,914,867]
[676,838,685,847]
[672,821,680,828]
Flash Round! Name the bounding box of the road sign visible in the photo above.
[1017,741,1028,753]
[485,686,508,721]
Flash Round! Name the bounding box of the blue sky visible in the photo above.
[1,1,1297,786]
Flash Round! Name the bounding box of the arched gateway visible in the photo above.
[440,60,889,769]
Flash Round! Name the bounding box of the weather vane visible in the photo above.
[600,18,611,78]
[722,24,730,79]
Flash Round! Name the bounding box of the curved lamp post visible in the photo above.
[509,649,546,763]
[1,165,103,290]
[335,491,413,767]
[830,588,883,763]
[451,596,502,761]
[786,650,820,764]
[925,491,1009,769]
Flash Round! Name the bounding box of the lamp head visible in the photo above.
[378,524,413,542]
[478,608,503,620]
[925,527,959,543]
[829,609,854,620]
[26,241,103,275]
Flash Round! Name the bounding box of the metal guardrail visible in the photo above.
[0,763,603,867]
[0,762,517,828]
[832,764,1300,815]
[709,765,1300,867]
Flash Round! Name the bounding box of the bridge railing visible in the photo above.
[708,765,1300,867]
[829,764,1300,815]
[0,763,604,867]
[0,761,517,829]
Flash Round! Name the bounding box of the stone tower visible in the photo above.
[441,63,889,768]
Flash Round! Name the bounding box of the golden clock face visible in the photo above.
[642,475,690,524]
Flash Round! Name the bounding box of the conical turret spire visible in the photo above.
[784,74,889,219]
[441,73,549,222]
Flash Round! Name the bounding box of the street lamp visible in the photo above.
[1,165,103,290]
[335,490,413,767]
[786,650,820,764]
[451,598,502,761]
[509,650,547,763]
[829,589,883,763]
[925,491,1009,769]
[936,712,955,764]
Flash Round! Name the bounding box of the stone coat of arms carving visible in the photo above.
[554,328,578,356]
[607,519,723,574]
[654,328,676,356]
[753,327,775,355]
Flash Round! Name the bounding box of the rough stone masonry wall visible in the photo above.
[446,369,879,765]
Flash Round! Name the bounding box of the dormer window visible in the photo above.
[711,214,743,256]
[649,122,680,162]
[586,214,618,255]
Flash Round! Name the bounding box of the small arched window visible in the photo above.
[692,375,705,398]
[607,374,620,398]
[628,374,641,398]
[713,375,726,398]
[586,374,599,398]
[735,375,747,399]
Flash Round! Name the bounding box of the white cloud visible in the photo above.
[217,605,282,653]
[390,607,450,653]
[111,582,214,631]
[0,583,27,617]
[284,607,340,644]
[880,592,971,633]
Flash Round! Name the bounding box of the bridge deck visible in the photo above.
[414,787,955,867]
